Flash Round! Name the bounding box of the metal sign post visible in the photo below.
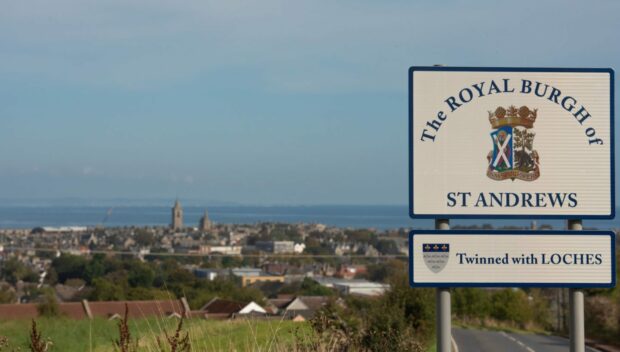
[568,219,584,352]
[435,219,451,352]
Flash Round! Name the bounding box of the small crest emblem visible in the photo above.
[422,243,450,273]
[487,106,540,181]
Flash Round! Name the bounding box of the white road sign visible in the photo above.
[409,230,616,287]
[409,67,614,219]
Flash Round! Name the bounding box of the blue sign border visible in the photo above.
[408,66,615,219]
[409,229,617,288]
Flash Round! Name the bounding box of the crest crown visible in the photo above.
[488,105,537,129]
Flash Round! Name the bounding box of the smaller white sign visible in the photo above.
[410,230,616,288]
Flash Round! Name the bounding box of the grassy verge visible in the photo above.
[427,342,436,352]
[0,317,312,351]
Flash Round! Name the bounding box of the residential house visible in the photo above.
[336,264,367,280]
[255,241,295,254]
[266,295,331,320]
[314,277,388,296]
[293,243,305,253]
[199,298,267,318]
[193,268,224,281]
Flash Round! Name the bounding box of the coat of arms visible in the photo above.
[422,243,449,273]
[487,106,540,181]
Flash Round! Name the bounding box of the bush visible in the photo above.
[0,283,16,304]
[453,288,490,320]
[90,277,126,301]
[36,290,60,317]
[307,263,433,351]
[490,289,532,327]
[585,295,618,343]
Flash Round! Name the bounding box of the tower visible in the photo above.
[199,209,211,231]
[171,199,183,231]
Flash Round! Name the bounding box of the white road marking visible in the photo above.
[500,331,536,352]
[451,335,459,352]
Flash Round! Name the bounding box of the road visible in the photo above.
[452,328,600,352]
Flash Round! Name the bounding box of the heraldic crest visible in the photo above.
[422,243,449,273]
[487,105,540,181]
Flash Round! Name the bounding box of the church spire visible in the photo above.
[200,208,211,231]
[171,199,183,230]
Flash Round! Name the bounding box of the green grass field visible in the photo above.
[0,317,312,351]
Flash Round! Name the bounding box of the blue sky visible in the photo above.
[1,0,619,205]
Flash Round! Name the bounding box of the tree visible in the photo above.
[90,278,126,301]
[490,288,533,326]
[374,240,400,255]
[128,262,155,288]
[1,258,37,284]
[45,267,58,285]
[230,286,265,306]
[452,288,490,319]
[221,256,243,268]
[299,278,334,296]
[84,254,106,283]
[345,230,376,243]
[158,267,195,288]
[0,283,16,303]
[52,254,87,283]
[367,259,406,283]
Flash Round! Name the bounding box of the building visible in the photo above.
[332,281,388,296]
[240,275,285,287]
[196,245,242,255]
[336,264,367,280]
[314,277,389,296]
[31,226,88,234]
[199,298,267,318]
[193,268,223,281]
[293,243,306,254]
[171,199,183,230]
[199,210,212,231]
[231,267,262,277]
[255,240,295,254]
[229,267,285,287]
[0,299,189,320]
[267,296,330,315]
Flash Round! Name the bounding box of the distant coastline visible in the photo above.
[0,204,618,231]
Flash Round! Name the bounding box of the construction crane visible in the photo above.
[96,207,114,229]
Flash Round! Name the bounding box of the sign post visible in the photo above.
[435,219,450,352]
[432,64,452,352]
[408,66,615,352]
[568,219,584,352]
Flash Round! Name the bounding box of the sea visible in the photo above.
[0,204,619,231]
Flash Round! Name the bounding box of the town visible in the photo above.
[0,200,410,321]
